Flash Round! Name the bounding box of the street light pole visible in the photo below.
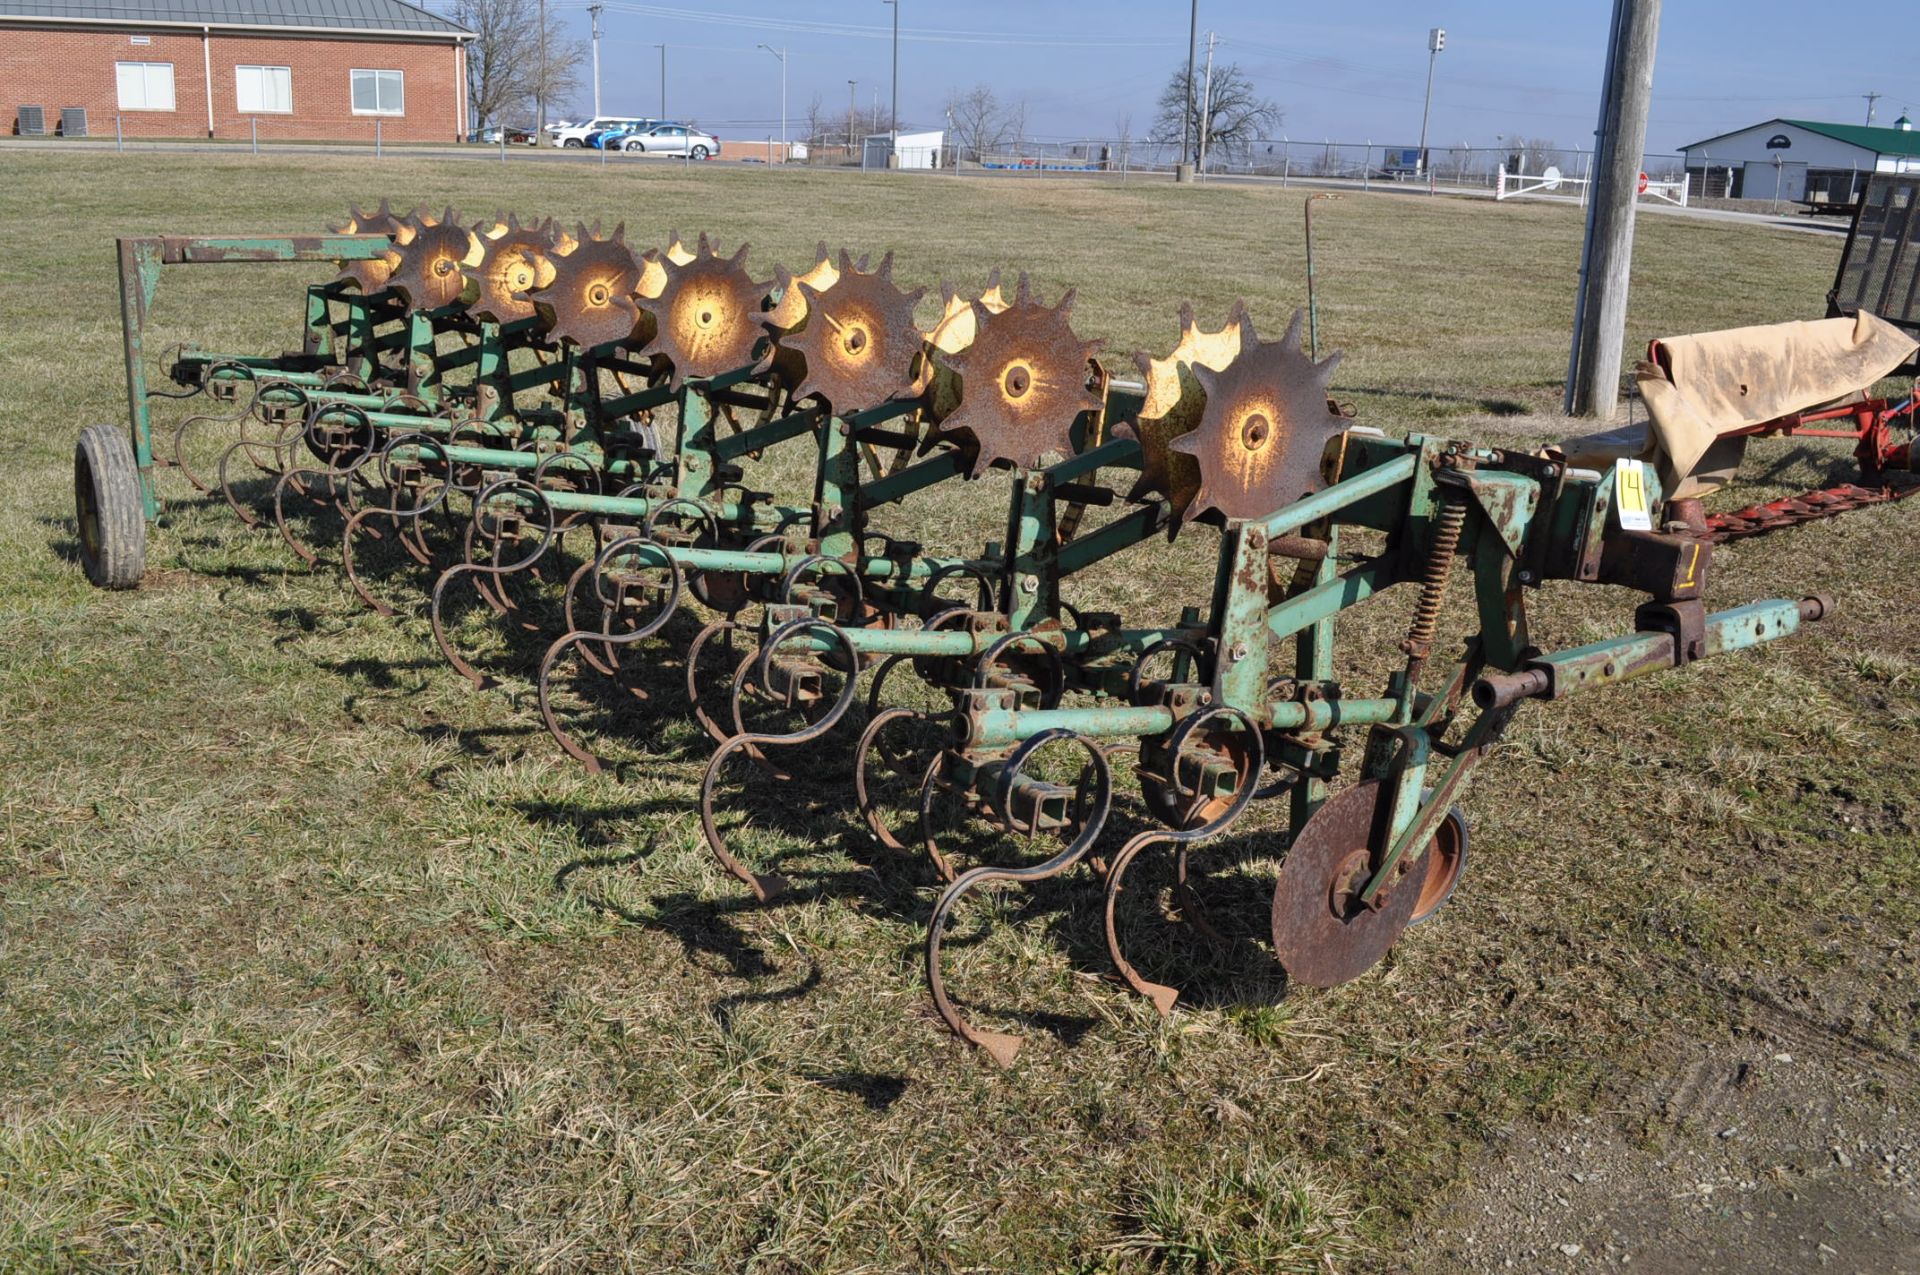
[1196,30,1216,173]
[757,44,786,159]
[655,44,666,119]
[881,0,899,142]
[1417,27,1445,177]
[536,0,547,136]
[589,3,604,118]
[847,78,856,156]
[1182,0,1198,167]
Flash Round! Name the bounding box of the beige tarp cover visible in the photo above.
[1555,311,1918,498]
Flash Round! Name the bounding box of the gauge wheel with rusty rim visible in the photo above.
[75,424,147,589]
[1410,803,1468,925]
[1270,779,1423,988]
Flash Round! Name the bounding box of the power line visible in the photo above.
[553,1,1172,47]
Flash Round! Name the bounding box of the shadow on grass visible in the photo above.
[803,1070,909,1111]
[1342,386,1533,418]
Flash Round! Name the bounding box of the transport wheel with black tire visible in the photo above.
[74,423,147,589]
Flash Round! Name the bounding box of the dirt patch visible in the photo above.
[1404,968,1920,1274]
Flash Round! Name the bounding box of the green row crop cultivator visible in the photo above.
[75,198,1889,1066]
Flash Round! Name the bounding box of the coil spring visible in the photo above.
[1404,493,1468,662]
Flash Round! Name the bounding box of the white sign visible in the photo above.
[1614,458,1653,531]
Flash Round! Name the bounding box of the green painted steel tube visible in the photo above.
[1473,596,1824,708]
[856,448,968,509]
[1704,598,1812,656]
[1258,453,1419,539]
[774,622,1200,661]
[1047,435,1143,484]
[711,403,824,462]
[635,546,983,581]
[1267,559,1391,642]
[1054,501,1168,577]
[967,693,1403,747]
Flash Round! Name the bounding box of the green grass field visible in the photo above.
[2,153,1916,1272]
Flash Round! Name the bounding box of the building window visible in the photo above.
[235,65,292,114]
[115,62,175,112]
[350,69,404,116]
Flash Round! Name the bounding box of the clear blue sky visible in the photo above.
[511,1,1916,153]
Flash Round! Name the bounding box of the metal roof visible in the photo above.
[0,0,471,37]
[1679,117,1920,159]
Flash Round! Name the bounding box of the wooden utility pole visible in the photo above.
[1565,0,1662,418]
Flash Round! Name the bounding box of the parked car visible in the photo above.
[620,124,718,158]
[471,125,536,145]
[586,120,656,149]
[553,116,649,148]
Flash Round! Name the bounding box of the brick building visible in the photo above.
[2,0,473,143]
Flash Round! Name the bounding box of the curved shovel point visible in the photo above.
[971,1029,1023,1069]
[74,423,147,589]
[747,871,790,903]
[1102,829,1188,1018]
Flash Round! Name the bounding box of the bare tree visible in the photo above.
[1151,61,1281,167]
[803,92,828,148]
[1005,98,1028,154]
[449,0,585,130]
[1503,136,1562,175]
[944,86,1008,162]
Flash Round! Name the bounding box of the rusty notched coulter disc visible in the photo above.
[330,198,413,294]
[634,233,771,386]
[763,242,839,334]
[1124,301,1250,521]
[526,223,646,350]
[388,208,482,312]
[776,250,926,412]
[934,274,1103,476]
[1169,308,1345,523]
[465,214,559,325]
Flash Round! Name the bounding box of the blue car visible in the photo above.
[586,120,655,149]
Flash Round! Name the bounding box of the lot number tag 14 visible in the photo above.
[1614,458,1653,531]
